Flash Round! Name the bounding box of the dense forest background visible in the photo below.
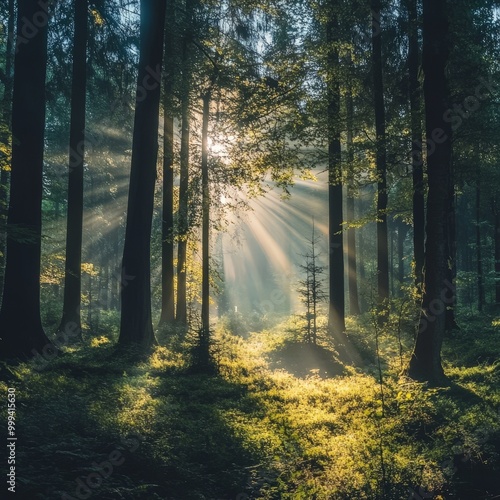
[0,0,500,498]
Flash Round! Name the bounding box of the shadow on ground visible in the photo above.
[267,341,346,378]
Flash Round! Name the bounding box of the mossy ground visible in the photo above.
[0,312,499,499]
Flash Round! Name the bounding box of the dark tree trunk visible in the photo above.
[476,169,484,311]
[175,8,192,325]
[199,91,211,366]
[326,14,345,336]
[58,0,88,340]
[398,222,407,287]
[0,0,55,360]
[407,0,425,288]
[0,0,15,307]
[390,219,395,296]
[325,8,361,366]
[493,195,500,306]
[445,185,459,330]
[176,90,189,325]
[407,0,451,384]
[118,0,166,348]
[371,0,389,308]
[346,72,360,316]
[159,0,175,326]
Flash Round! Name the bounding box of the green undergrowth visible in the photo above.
[0,313,499,499]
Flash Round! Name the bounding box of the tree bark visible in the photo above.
[398,222,407,287]
[476,168,484,311]
[175,8,192,325]
[407,0,451,384]
[0,0,15,307]
[118,0,166,348]
[327,13,345,336]
[346,69,360,316]
[199,91,211,366]
[493,195,500,306]
[159,0,175,326]
[0,0,55,360]
[407,0,425,288]
[371,0,389,308]
[58,0,88,340]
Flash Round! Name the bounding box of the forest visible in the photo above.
[0,0,499,498]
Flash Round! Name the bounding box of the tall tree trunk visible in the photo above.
[407,0,425,288]
[390,219,395,296]
[199,91,211,367]
[175,9,192,325]
[159,0,175,326]
[476,167,484,311]
[118,0,166,348]
[493,195,500,306]
[327,14,345,336]
[0,0,15,307]
[407,0,451,384]
[58,0,88,340]
[0,0,55,360]
[445,184,459,330]
[398,222,407,287]
[346,69,360,316]
[371,0,389,308]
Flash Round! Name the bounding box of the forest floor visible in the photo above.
[0,312,499,499]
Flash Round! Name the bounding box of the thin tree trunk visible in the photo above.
[199,91,211,366]
[445,185,459,330]
[476,167,484,311]
[390,219,395,296]
[407,0,425,288]
[175,16,192,326]
[371,0,389,309]
[159,0,175,326]
[118,0,166,348]
[398,222,407,287]
[493,195,500,306]
[58,0,88,340]
[346,69,360,316]
[407,0,451,384]
[0,0,55,360]
[0,0,15,307]
[327,13,345,336]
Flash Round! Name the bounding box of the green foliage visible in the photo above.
[0,311,499,498]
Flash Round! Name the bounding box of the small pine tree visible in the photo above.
[297,222,327,344]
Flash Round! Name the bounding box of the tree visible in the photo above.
[57,0,88,340]
[326,6,345,337]
[493,194,500,306]
[0,0,14,306]
[407,0,452,384]
[371,0,389,309]
[0,0,55,359]
[346,59,360,316]
[175,0,195,326]
[406,0,425,288]
[159,0,176,327]
[298,222,326,345]
[198,88,211,367]
[118,0,166,349]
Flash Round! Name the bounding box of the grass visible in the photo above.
[0,311,499,499]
